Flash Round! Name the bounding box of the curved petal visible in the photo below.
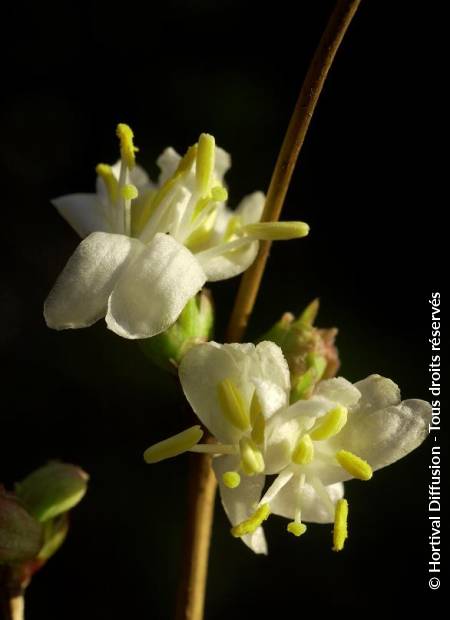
[264,399,333,474]
[213,455,267,554]
[214,147,231,184]
[314,377,361,409]
[197,239,259,281]
[179,341,289,445]
[353,374,401,410]
[179,342,257,444]
[106,233,206,339]
[52,194,111,237]
[339,398,432,473]
[271,480,344,524]
[44,232,143,330]
[235,191,265,225]
[157,147,181,185]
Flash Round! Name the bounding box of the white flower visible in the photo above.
[143,341,431,554]
[44,125,309,339]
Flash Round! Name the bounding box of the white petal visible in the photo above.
[179,341,289,444]
[179,342,256,444]
[354,374,401,410]
[106,233,206,339]
[213,455,267,554]
[157,147,181,185]
[198,239,260,281]
[250,341,290,418]
[271,480,344,524]
[52,194,111,237]
[314,377,361,408]
[44,232,143,329]
[235,191,265,225]
[339,398,432,473]
[214,147,231,183]
[264,398,334,474]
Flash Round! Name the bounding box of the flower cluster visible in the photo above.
[144,341,431,553]
[44,125,309,339]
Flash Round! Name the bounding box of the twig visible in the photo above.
[226,0,362,342]
[175,1,362,618]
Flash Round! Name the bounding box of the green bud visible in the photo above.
[0,490,43,564]
[37,514,69,562]
[139,290,214,373]
[15,463,89,523]
[259,299,340,401]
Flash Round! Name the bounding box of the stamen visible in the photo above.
[196,133,215,197]
[310,476,335,519]
[116,123,138,168]
[259,469,293,504]
[241,221,310,240]
[176,144,198,174]
[292,433,314,465]
[222,471,241,489]
[332,498,349,551]
[189,443,236,455]
[250,392,265,445]
[287,522,307,537]
[120,184,138,200]
[239,437,265,475]
[96,163,118,202]
[310,406,348,441]
[211,185,228,202]
[336,450,373,481]
[143,426,203,463]
[231,503,270,538]
[217,379,250,431]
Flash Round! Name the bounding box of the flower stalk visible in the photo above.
[175,0,362,617]
[227,0,362,343]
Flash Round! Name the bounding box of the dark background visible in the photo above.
[0,1,444,617]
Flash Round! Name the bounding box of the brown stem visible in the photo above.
[175,449,217,620]
[0,570,25,620]
[226,0,362,342]
[175,1,362,618]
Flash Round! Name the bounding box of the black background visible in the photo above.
[0,1,444,617]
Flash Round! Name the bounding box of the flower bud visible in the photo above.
[139,290,214,373]
[37,514,69,563]
[15,463,89,523]
[0,490,43,564]
[259,299,340,401]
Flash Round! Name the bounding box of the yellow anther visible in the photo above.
[211,185,228,202]
[96,163,119,202]
[116,123,138,168]
[292,434,314,465]
[333,498,349,551]
[239,437,265,475]
[336,450,373,481]
[222,471,241,489]
[217,379,250,432]
[176,144,198,174]
[250,392,265,445]
[143,426,203,464]
[242,221,310,240]
[310,406,348,441]
[196,133,215,196]
[120,184,138,200]
[231,503,270,538]
[287,522,307,537]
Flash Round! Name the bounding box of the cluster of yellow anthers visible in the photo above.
[45,126,310,340]
[145,373,376,553]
